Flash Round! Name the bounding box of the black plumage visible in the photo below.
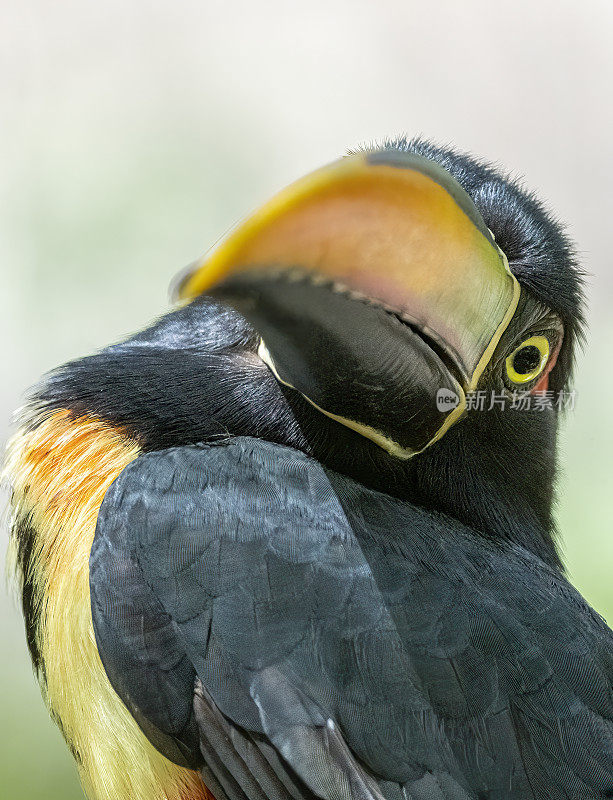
[91,437,613,799]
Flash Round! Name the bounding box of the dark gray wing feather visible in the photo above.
[91,437,613,800]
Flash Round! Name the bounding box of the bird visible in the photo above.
[5,137,613,800]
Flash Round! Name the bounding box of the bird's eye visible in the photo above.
[505,335,550,384]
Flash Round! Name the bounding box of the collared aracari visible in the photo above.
[6,139,612,800]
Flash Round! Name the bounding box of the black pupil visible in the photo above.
[513,345,542,375]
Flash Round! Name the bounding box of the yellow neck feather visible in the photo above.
[5,410,209,800]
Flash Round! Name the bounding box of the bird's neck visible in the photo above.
[282,393,563,570]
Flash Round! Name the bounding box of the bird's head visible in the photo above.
[176,146,578,456]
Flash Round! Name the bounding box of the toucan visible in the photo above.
[6,139,613,800]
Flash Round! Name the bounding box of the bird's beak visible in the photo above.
[173,150,520,458]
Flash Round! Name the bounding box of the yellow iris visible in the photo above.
[505,335,550,384]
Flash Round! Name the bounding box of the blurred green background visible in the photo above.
[1,1,612,797]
